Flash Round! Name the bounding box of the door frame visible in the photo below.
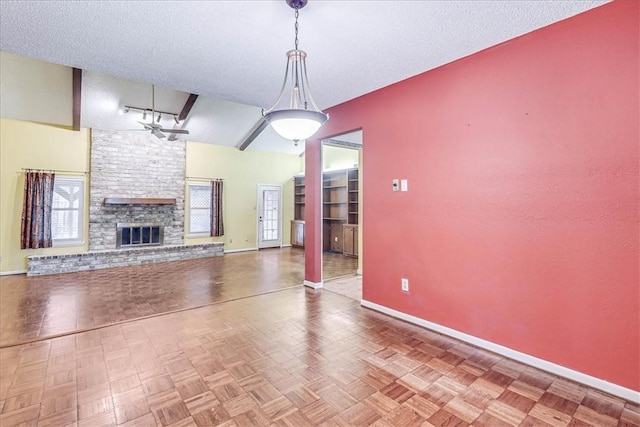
[256,184,283,249]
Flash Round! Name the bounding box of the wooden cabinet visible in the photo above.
[343,224,358,257]
[291,175,305,248]
[291,220,305,248]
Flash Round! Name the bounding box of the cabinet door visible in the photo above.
[330,223,343,252]
[291,221,305,247]
[353,225,358,257]
[343,225,354,256]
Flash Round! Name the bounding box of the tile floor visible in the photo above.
[0,249,637,426]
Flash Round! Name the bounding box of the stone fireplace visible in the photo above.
[89,130,185,250]
[25,130,224,276]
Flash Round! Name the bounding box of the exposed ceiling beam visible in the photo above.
[238,118,268,151]
[168,93,198,141]
[72,68,82,131]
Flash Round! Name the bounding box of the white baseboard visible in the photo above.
[304,280,323,289]
[280,244,292,248]
[224,248,258,254]
[360,299,639,403]
[0,270,26,276]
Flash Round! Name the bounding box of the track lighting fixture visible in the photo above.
[120,85,190,139]
[121,106,182,125]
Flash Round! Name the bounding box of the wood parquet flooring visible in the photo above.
[323,252,358,281]
[0,250,638,426]
[0,249,304,347]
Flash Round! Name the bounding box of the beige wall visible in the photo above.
[0,52,73,127]
[0,122,305,272]
[0,118,90,273]
[322,145,359,171]
[185,142,303,251]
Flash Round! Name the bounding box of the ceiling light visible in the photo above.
[142,110,147,121]
[156,113,162,123]
[262,0,328,144]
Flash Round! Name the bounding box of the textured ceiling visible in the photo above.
[0,0,609,154]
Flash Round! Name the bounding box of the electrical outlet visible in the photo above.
[401,278,409,292]
[334,237,338,242]
[229,238,233,243]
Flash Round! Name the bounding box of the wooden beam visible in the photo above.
[168,93,198,141]
[72,68,82,131]
[238,118,268,151]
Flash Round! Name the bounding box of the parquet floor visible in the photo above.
[0,249,304,347]
[323,276,362,302]
[0,250,638,426]
[323,253,358,281]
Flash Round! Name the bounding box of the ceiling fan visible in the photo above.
[121,85,190,139]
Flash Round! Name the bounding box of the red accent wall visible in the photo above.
[304,139,322,284]
[313,1,639,391]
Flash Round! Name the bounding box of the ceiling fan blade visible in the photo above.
[151,129,166,139]
[160,129,190,134]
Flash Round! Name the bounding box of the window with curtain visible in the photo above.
[188,183,212,235]
[21,171,55,249]
[51,177,84,245]
[188,180,224,237]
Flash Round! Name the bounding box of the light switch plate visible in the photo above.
[392,179,399,191]
[401,179,408,192]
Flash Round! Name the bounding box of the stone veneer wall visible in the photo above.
[27,243,223,276]
[90,130,185,250]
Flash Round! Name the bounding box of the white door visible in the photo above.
[257,185,282,249]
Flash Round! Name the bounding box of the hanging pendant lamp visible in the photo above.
[262,0,329,145]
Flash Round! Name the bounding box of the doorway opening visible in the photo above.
[321,131,363,281]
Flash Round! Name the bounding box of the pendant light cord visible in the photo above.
[294,8,299,50]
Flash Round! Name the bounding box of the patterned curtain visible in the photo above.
[21,171,56,249]
[211,180,224,237]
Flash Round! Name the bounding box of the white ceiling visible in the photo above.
[0,0,608,155]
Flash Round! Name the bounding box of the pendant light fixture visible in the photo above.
[262,0,329,145]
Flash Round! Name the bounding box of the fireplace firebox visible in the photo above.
[116,222,164,248]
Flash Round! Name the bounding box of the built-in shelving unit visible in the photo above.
[291,175,305,247]
[290,168,359,255]
[322,168,358,254]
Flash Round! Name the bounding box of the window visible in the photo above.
[52,177,84,245]
[188,183,211,235]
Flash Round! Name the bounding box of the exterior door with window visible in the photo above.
[257,185,281,249]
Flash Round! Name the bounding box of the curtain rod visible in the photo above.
[22,168,88,175]
[186,176,224,181]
